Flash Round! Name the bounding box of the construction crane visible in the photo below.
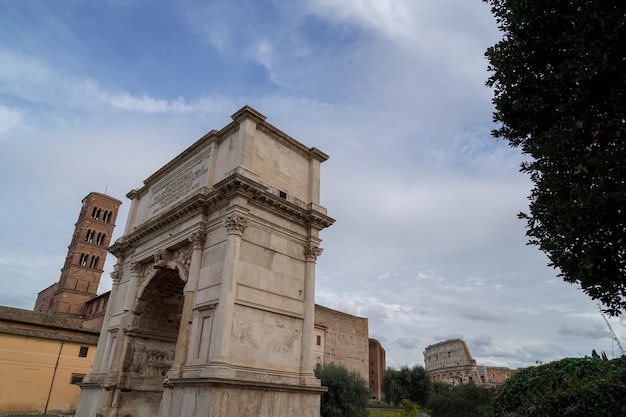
[598,303,625,356]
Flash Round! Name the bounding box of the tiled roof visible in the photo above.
[0,305,100,344]
[0,306,90,330]
[2,326,100,345]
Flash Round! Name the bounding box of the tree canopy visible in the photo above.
[484,1,626,315]
[382,365,432,407]
[314,363,369,417]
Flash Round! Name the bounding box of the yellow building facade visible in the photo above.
[0,306,98,415]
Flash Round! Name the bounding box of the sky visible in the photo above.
[1,0,625,370]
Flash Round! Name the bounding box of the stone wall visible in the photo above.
[314,305,369,382]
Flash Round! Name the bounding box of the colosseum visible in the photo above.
[423,339,512,386]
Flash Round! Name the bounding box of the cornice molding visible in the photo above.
[109,173,335,258]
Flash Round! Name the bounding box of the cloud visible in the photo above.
[0,47,223,117]
[360,304,389,322]
[308,0,414,42]
[462,306,509,323]
[559,324,609,339]
[0,103,22,132]
[396,337,420,349]
[521,343,569,363]
[469,334,493,348]
[433,333,464,342]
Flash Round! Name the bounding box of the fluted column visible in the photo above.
[170,231,206,376]
[209,213,248,364]
[90,263,123,374]
[301,242,323,382]
[122,261,142,312]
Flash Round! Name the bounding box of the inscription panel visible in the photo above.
[149,147,211,217]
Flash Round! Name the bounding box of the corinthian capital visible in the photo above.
[189,231,206,249]
[224,213,249,236]
[111,263,123,284]
[129,261,144,276]
[304,244,323,261]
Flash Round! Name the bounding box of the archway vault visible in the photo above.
[123,268,185,387]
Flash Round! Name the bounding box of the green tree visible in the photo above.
[314,363,369,417]
[484,0,626,315]
[382,365,432,407]
[428,382,495,417]
[490,355,626,416]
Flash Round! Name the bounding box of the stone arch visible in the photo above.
[135,267,185,336]
[123,268,185,382]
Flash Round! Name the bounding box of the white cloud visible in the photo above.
[559,323,609,339]
[0,47,221,116]
[0,103,23,132]
[462,306,509,324]
[396,337,420,349]
[308,0,414,41]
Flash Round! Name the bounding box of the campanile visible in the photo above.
[34,192,122,315]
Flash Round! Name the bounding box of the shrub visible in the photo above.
[428,381,495,417]
[490,354,626,416]
[382,365,432,406]
[315,362,370,417]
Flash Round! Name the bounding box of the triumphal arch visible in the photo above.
[76,106,334,417]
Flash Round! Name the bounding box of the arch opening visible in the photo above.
[123,268,185,383]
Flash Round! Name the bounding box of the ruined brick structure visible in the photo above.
[424,339,512,386]
[313,307,385,402]
[369,339,386,402]
[314,305,369,381]
[34,192,121,316]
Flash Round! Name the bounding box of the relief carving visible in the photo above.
[173,245,192,282]
[151,244,194,282]
[153,249,172,269]
[123,338,176,377]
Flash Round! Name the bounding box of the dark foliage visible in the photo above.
[382,365,432,407]
[314,362,370,417]
[490,354,626,416]
[484,0,626,315]
[428,382,496,417]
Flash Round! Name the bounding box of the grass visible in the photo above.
[367,407,401,417]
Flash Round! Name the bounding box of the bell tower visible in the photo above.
[34,192,122,315]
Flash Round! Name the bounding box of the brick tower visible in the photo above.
[34,192,122,316]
